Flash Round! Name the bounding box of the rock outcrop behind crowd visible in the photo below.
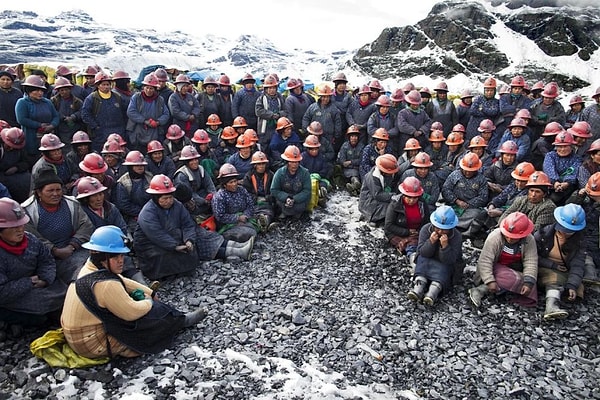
[353,0,599,91]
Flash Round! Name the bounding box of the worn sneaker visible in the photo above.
[319,187,328,198]
[257,214,269,231]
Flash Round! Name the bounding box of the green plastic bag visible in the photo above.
[30,328,110,368]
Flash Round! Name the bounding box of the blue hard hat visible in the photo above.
[430,205,458,229]
[554,204,586,233]
[82,225,130,253]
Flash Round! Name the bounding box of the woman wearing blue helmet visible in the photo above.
[408,205,464,305]
[61,225,207,359]
[534,203,587,320]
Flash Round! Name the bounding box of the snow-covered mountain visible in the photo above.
[353,0,600,92]
[2,0,600,95]
[0,9,353,85]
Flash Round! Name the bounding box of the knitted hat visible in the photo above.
[0,71,14,81]
[34,169,63,190]
[173,183,193,204]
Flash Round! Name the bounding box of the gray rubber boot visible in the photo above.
[225,237,254,260]
[184,307,208,327]
[543,289,568,321]
[407,276,427,302]
[423,281,442,306]
[468,284,488,308]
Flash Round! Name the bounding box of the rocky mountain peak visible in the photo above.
[353,0,599,91]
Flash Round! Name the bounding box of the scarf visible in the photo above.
[0,234,28,255]
[142,92,159,102]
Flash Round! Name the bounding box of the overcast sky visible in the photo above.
[19,0,440,51]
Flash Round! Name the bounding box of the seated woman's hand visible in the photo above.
[486,281,498,293]
[52,245,74,260]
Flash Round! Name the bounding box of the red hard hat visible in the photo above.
[94,72,112,85]
[101,140,125,154]
[245,129,259,143]
[332,72,348,83]
[202,76,218,87]
[452,124,466,133]
[147,174,176,194]
[390,89,405,102]
[569,95,585,106]
[262,75,278,88]
[483,77,497,89]
[434,81,449,92]
[82,65,99,77]
[459,153,482,171]
[105,133,125,147]
[206,114,222,126]
[372,128,389,141]
[79,153,108,174]
[568,121,592,138]
[281,145,302,162]
[318,85,333,96]
[76,176,107,199]
[511,162,535,180]
[411,152,433,168]
[191,129,210,144]
[510,75,525,87]
[241,73,255,84]
[286,78,302,90]
[39,133,65,151]
[218,75,231,86]
[236,133,253,148]
[585,172,600,196]
[375,154,399,174]
[22,75,46,90]
[112,70,130,80]
[402,82,416,92]
[375,95,391,107]
[515,109,531,119]
[0,198,29,228]
[526,171,552,187]
[399,176,424,197]
[153,68,169,82]
[232,116,248,128]
[122,150,148,166]
[532,81,545,92]
[1,127,25,149]
[71,131,91,144]
[179,145,201,161]
[217,163,239,180]
[147,140,165,153]
[431,121,444,132]
[53,77,73,90]
[276,117,293,131]
[403,138,422,151]
[552,131,576,146]
[175,74,191,84]
[303,134,321,148]
[468,135,488,148]
[428,130,445,142]
[307,121,323,135]
[508,118,527,129]
[478,119,496,132]
[445,132,464,146]
[142,73,160,88]
[166,124,185,140]
[405,90,422,105]
[221,126,238,140]
[542,121,565,136]
[369,79,384,91]
[358,85,372,95]
[587,138,600,153]
[542,82,559,98]
[500,212,534,239]
[251,151,269,164]
[498,140,519,154]
[347,125,361,135]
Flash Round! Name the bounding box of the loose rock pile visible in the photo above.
[0,192,599,399]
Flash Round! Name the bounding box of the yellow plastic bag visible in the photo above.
[30,328,110,368]
[307,176,319,211]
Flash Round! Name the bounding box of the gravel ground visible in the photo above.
[0,191,599,399]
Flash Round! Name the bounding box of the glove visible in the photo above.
[149,119,159,128]
[130,289,146,301]
[205,193,214,202]
[185,240,194,252]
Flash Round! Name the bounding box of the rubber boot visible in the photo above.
[543,289,568,321]
[184,307,208,327]
[225,236,254,260]
[407,276,427,302]
[468,284,488,308]
[423,281,442,306]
